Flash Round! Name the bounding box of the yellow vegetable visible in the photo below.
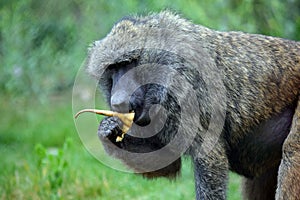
[75,109,135,142]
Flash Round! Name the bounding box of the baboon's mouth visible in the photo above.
[75,109,135,142]
[132,107,151,127]
[133,112,151,126]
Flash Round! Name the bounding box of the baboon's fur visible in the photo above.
[86,11,300,199]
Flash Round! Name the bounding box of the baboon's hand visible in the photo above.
[98,117,123,143]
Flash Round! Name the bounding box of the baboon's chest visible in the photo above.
[227,106,295,177]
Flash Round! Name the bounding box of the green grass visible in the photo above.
[0,92,242,200]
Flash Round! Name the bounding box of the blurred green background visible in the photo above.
[0,0,299,199]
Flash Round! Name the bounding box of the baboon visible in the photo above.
[84,11,300,199]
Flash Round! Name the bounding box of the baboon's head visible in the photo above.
[85,11,221,178]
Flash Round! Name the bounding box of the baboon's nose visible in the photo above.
[111,90,130,113]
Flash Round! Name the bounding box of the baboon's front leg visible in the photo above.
[276,97,300,200]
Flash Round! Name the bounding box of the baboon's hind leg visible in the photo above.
[242,166,278,200]
[276,97,300,200]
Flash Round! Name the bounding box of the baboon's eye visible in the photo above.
[107,60,136,70]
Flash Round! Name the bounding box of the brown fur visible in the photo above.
[86,11,300,199]
[276,98,300,200]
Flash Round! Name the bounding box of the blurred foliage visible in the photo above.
[0,0,299,101]
[35,139,71,199]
